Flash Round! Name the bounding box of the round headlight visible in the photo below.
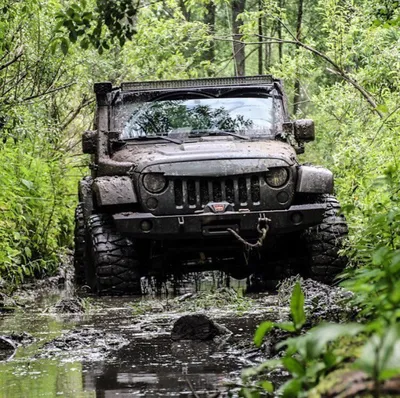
[266,168,289,188]
[143,173,167,193]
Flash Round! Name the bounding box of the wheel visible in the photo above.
[302,195,348,283]
[87,214,142,295]
[73,203,86,284]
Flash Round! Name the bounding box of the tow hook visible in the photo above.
[227,214,271,249]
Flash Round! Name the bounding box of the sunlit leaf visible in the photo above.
[282,356,305,377]
[24,247,32,258]
[290,282,306,330]
[260,381,274,392]
[254,321,274,347]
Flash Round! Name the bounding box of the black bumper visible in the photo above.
[112,204,326,239]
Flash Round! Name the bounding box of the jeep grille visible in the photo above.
[173,176,263,210]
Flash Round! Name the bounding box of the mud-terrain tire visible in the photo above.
[74,203,86,283]
[88,214,142,295]
[303,195,348,283]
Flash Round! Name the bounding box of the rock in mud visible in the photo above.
[0,336,16,361]
[171,314,230,341]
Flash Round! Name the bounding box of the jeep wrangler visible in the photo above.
[74,75,348,295]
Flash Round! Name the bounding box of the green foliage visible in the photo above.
[244,283,366,397]
[356,324,400,382]
[254,282,305,347]
[244,281,400,397]
[55,0,138,52]
[0,0,94,288]
[0,139,76,286]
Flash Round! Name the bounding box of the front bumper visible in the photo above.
[112,204,326,239]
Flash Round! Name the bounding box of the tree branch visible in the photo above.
[0,48,24,72]
[60,97,95,131]
[214,34,383,118]
[22,82,75,102]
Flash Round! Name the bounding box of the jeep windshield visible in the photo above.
[116,97,276,140]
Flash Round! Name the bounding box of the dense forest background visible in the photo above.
[0,0,399,295]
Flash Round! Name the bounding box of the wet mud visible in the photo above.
[0,265,352,397]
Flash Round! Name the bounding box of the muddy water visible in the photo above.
[0,279,277,397]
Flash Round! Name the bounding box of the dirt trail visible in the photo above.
[0,262,352,397]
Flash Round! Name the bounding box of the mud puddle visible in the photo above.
[0,274,274,397]
[0,271,352,397]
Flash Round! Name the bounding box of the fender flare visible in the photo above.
[92,176,138,207]
[296,165,333,194]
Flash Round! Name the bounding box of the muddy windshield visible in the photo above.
[116,97,276,140]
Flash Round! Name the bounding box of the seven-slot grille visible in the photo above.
[173,175,263,210]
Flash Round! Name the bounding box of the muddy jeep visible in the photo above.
[74,76,348,294]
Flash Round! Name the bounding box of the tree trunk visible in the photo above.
[232,0,246,76]
[263,15,271,70]
[258,0,263,74]
[293,0,304,114]
[179,0,190,20]
[204,0,216,74]
[278,0,283,63]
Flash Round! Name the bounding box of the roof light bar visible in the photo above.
[120,75,278,92]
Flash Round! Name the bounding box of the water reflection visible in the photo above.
[0,275,266,397]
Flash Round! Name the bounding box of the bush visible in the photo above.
[0,139,77,287]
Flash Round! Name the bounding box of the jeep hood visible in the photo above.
[111,138,297,176]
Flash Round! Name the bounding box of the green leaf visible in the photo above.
[282,356,305,377]
[290,282,306,330]
[306,323,365,360]
[372,246,390,265]
[377,324,400,380]
[50,40,58,55]
[21,178,33,190]
[240,388,258,398]
[60,38,69,55]
[279,379,303,398]
[69,29,78,43]
[276,322,296,332]
[24,247,32,258]
[254,321,274,347]
[66,7,75,18]
[376,104,389,114]
[323,351,338,368]
[80,38,90,49]
[355,334,379,375]
[260,381,274,392]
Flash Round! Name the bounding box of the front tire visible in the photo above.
[303,195,348,283]
[88,214,142,295]
[73,203,86,284]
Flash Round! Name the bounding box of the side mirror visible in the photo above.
[294,119,315,142]
[82,130,97,154]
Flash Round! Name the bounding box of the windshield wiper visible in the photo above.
[132,135,183,144]
[190,129,250,140]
